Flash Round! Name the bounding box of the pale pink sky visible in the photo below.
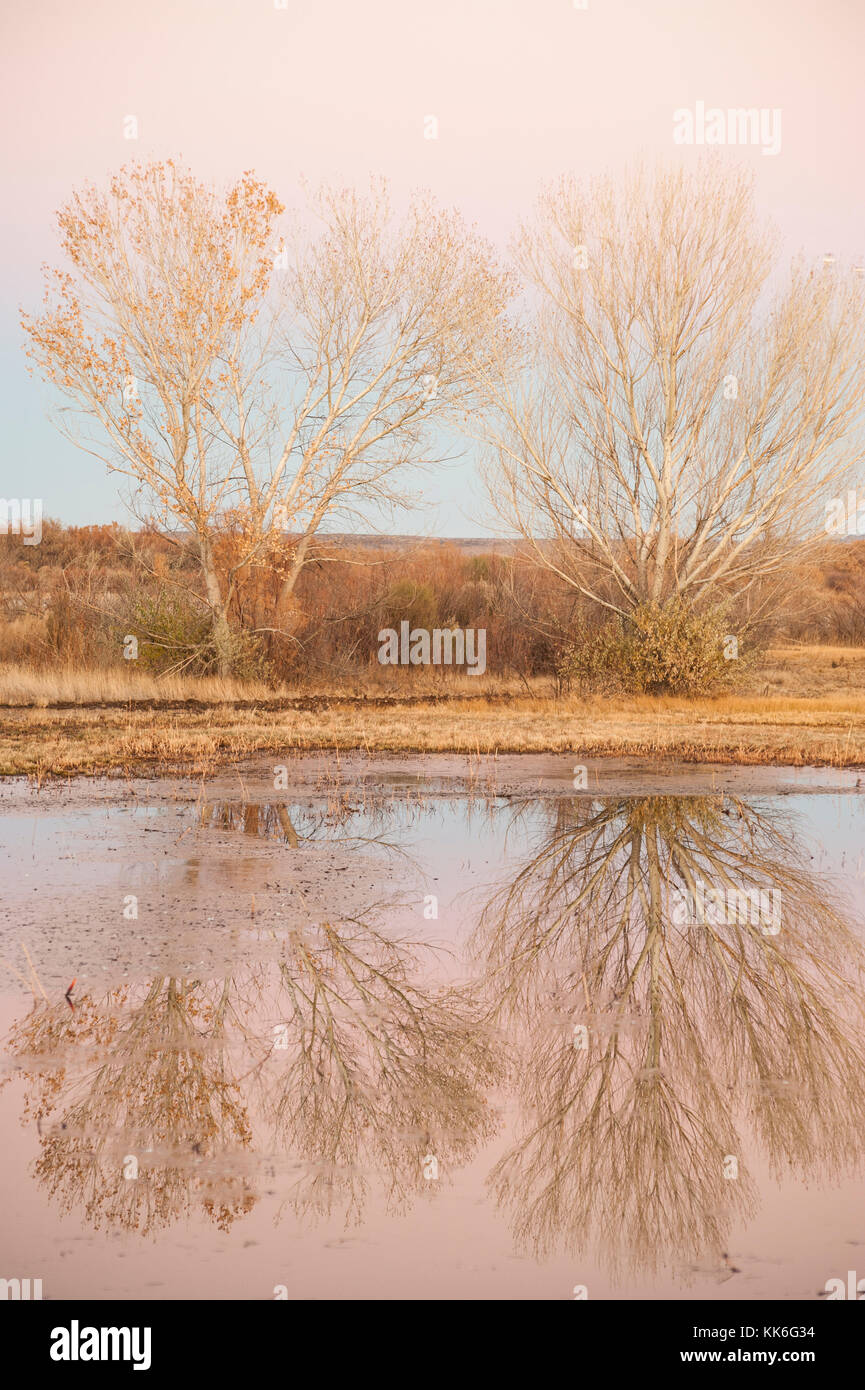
[3,0,863,529]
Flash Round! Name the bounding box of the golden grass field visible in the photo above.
[2,645,865,777]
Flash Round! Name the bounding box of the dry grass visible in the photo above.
[3,646,865,776]
[4,694,865,778]
[0,662,527,707]
[0,664,281,706]
[753,644,865,699]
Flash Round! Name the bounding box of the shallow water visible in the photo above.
[2,759,865,1300]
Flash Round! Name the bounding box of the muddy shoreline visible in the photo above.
[2,751,862,806]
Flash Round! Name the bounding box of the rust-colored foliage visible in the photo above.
[2,522,863,683]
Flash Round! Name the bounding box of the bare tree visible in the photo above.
[23,163,512,673]
[478,161,865,625]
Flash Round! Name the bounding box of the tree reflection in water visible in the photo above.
[2,978,255,1234]
[1,902,499,1235]
[474,795,865,1279]
[2,792,864,1287]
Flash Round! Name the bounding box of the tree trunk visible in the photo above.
[199,538,234,677]
[276,532,313,621]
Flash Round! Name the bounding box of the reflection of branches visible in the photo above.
[3,896,500,1236]
[255,908,499,1225]
[0,992,123,1127]
[195,798,415,863]
[200,801,302,846]
[475,796,865,1279]
[3,979,255,1236]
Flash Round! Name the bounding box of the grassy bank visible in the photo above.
[3,645,865,777]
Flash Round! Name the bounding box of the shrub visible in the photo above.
[122,590,270,679]
[557,599,746,696]
[380,580,438,632]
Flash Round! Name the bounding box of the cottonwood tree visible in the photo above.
[478,162,865,627]
[23,162,511,673]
